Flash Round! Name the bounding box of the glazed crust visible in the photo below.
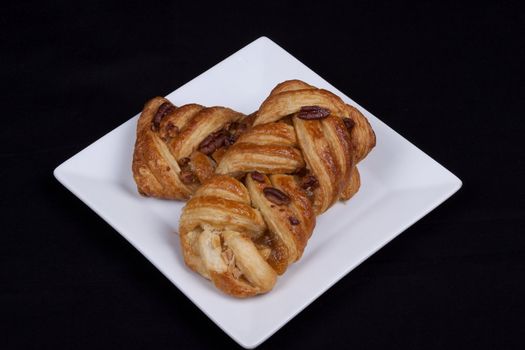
[131,80,375,297]
[262,80,374,207]
[216,122,305,176]
[217,79,375,213]
[178,80,376,297]
[132,97,245,200]
[179,176,276,296]
[132,97,194,199]
[179,175,313,297]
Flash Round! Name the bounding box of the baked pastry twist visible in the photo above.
[217,80,376,214]
[132,97,247,199]
[179,80,375,297]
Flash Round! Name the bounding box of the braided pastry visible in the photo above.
[132,97,248,199]
[179,80,375,297]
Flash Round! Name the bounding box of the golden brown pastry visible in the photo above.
[179,174,315,297]
[179,80,376,297]
[132,97,247,200]
[217,79,376,214]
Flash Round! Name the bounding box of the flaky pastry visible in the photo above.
[132,97,247,199]
[178,80,376,297]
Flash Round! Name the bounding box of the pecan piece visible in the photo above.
[180,170,197,184]
[225,133,237,146]
[263,187,291,205]
[250,171,265,183]
[289,216,300,225]
[151,102,175,131]
[230,121,249,137]
[297,106,331,120]
[225,121,248,145]
[165,122,179,137]
[178,157,197,184]
[178,157,190,167]
[227,122,239,132]
[160,122,179,142]
[198,130,228,155]
[343,117,355,131]
[301,175,319,190]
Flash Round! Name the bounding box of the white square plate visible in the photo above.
[54,36,462,348]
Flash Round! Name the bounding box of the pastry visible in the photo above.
[179,80,375,297]
[132,97,248,200]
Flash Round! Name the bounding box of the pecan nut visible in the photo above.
[300,175,319,190]
[151,102,175,131]
[180,170,197,184]
[160,122,179,142]
[225,134,237,146]
[178,157,191,168]
[165,122,179,137]
[263,187,291,205]
[343,117,355,131]
[250,171,265,183]
[289,216,300,225]
[297,106,331,120]
[198,130,228,155]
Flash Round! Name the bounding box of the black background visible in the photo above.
[2,1,524,349]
